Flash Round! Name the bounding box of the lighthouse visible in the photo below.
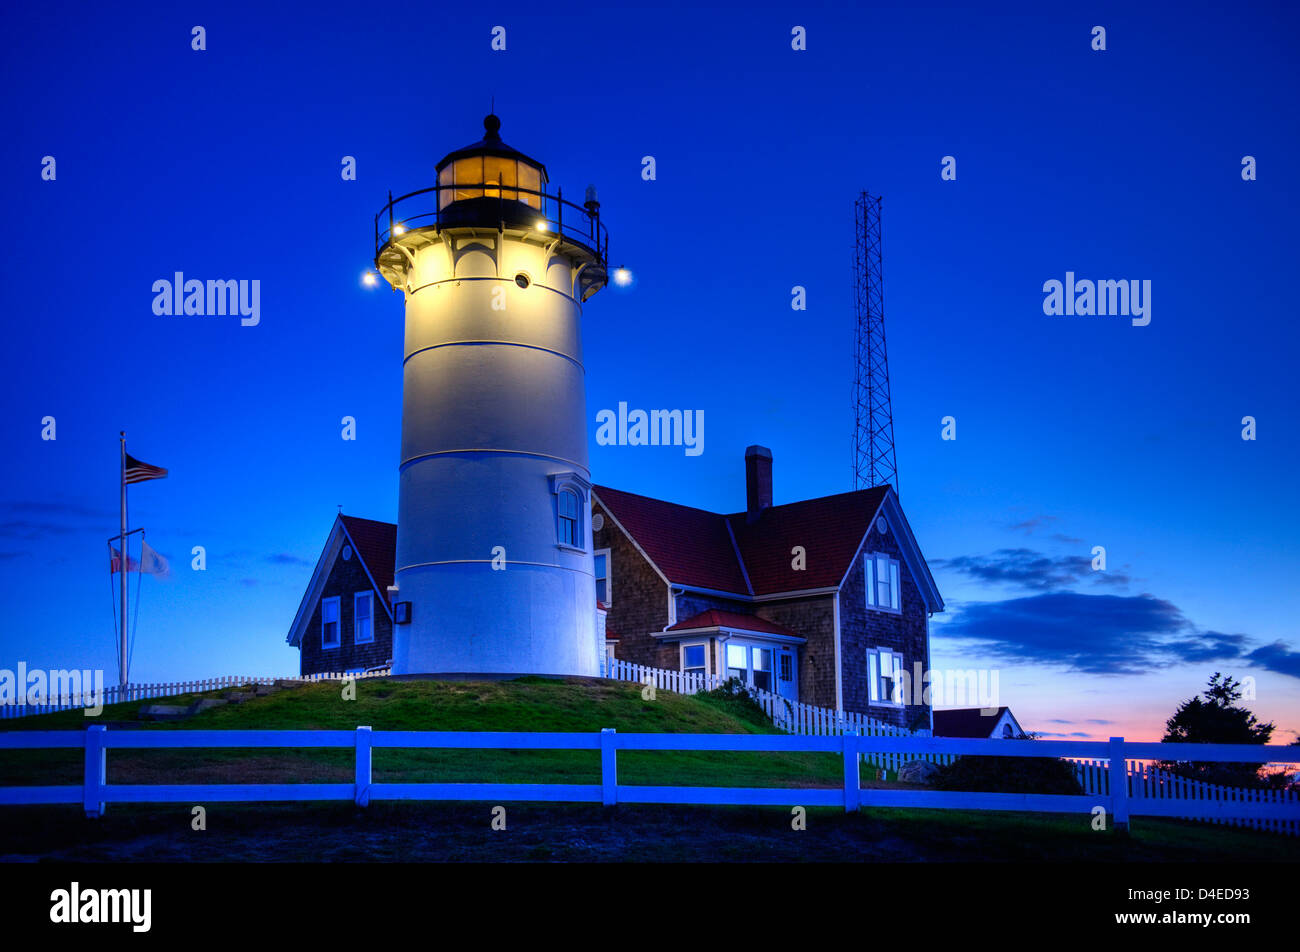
[373,115,609,677]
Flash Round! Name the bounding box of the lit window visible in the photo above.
[354,592,374,645]
[726,643,748,681]
[322,596,340,649]
[594,549,610,603]
[683,644,707,676]
[752,647,772,692]
[865,553,901,612]
[558,490,580,547]
[868,648,903,705]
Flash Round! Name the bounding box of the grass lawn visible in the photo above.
[0,676,1294,862]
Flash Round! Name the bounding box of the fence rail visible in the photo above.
[6,664,1294,835]
[2,727,1298,834]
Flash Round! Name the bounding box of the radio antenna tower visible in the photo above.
[851,192,898,493]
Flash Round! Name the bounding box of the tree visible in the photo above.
[1159,673,1274,788]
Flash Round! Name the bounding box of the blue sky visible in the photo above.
[1,0,1297,741]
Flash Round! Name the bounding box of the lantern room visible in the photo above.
[435,114,547,211]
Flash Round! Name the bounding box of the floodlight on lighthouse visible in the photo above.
[392,224,407,236]
[361,270,378,288]
[613,266,633,287]
[535,220,548,231]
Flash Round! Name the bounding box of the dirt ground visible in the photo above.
[2,800,1293,863]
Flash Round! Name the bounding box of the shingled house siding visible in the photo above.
[593,503,670,668]
[300,548,392,676]
[838,525,931,727]
[754,597,837,708]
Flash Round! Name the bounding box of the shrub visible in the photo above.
[693,678,774,729]
[930,742,1084,796]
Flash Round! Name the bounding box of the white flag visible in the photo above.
[140,541,170,578]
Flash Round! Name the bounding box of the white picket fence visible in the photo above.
[1072,758,1299,837]
[602,658,947,774]
[0,669,392,720]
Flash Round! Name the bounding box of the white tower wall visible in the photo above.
[391,233,598,676]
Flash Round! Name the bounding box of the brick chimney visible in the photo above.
[745,445,772,522]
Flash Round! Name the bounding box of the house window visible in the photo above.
[779,653,793,682]
[682,643,707,676]
[354,592,374,645]
[321,596,340,649]
[868,647,903,705]
[726,643,748,681]
[594,548,611,604]
[752,647,773,692]
[558,490,580,547]
[865,553,901,612]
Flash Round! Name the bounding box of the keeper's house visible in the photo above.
[286,446,944,728]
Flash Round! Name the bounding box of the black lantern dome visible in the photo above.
[435,114,549,213]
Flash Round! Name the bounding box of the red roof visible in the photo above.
[339,515,397,606]
[668,609,800,637]
[591,486,750,593]
[594,484,888,596]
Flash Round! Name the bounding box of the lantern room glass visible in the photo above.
[439,156,544,210]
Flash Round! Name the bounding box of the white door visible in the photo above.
[777,649,798,701]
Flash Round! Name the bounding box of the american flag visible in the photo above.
[124,453,168,484]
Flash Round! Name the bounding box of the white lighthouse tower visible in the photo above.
[373,115,609,676]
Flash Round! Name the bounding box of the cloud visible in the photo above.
[936,592,1260,675]
[267,553,311,566]
[1008,516,1058,534]
[934,548,1129,591]
[1245,641,1300,679]
[0,499,116,540]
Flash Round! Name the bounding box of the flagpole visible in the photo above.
[119,431,128,690]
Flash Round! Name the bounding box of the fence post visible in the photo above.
[1109,737,1129,834]
[84,725,107,819]
[843,731,860,812]
[354,726,372,807]
[600,728,618,806]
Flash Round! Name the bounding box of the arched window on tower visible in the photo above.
[558,489,580,548]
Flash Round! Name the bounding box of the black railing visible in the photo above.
[374,183,608,268]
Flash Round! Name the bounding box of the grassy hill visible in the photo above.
[1,677,1296,862]
[0,676,844,789]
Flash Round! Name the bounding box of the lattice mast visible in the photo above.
[851,192,898,493]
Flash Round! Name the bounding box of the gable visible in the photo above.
[287,516,396,647]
